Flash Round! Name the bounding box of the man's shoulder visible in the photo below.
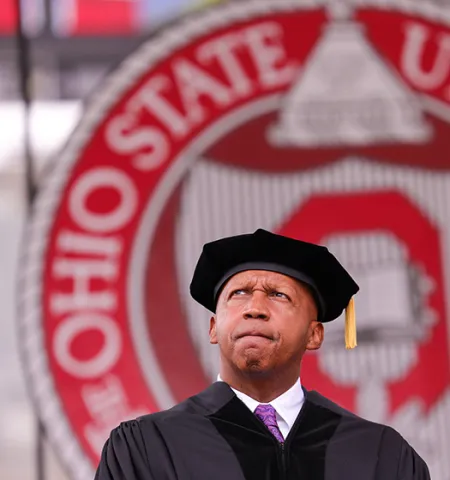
[109,402,203,441]
[306,389,396,434]
[306,390,359,417]
[132,399,203,429]
[306,391,430,478]
[307,389,415,445]
[130,381,234,428]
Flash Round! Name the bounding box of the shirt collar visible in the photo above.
[217,375,305,431]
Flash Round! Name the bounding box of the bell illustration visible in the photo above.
[269,4,432,147]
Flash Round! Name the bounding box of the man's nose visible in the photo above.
[243,293,270,320]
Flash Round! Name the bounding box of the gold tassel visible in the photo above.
[345,297,357,349]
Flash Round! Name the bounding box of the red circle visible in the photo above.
[34,5,450,472]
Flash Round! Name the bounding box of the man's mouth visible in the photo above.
[236,331,273,340]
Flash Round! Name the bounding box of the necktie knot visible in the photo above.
[254,404,284,443]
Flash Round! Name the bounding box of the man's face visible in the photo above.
[209,270,324,375]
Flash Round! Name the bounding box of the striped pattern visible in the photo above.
[175,155,450,478]
[176,156,450,378]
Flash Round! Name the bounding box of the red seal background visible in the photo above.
[19,2,450,478]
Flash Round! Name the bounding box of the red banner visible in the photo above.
[0,0,16,34]
[65,0,135,35]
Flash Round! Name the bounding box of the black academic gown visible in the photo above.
[95,382,430,480]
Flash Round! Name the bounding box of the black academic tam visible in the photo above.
[95,382,430,480]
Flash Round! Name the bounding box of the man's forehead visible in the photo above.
[224,270,300,287]
[217,269,318,312]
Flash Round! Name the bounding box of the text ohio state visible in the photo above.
[47,16,450,405]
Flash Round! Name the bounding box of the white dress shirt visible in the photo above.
[217,375,305,439]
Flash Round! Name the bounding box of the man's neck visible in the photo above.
[219,366,300,403]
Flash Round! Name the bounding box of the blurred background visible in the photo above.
[2,1,450,479]
[1,1,219,479]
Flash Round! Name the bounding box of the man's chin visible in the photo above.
[234,350,274,373]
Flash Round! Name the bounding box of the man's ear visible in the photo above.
[209,316,218,344]
[306,321,324,351]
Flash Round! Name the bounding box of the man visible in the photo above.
[95,229,430,479]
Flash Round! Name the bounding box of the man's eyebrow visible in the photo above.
[230,279,292,291]
[226,278,259,290]
[228,280,254,289]
[262,282,293,291]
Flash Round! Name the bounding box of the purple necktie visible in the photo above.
[254,404,285,443]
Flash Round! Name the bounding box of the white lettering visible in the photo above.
[132,75,191,138]
[105,113,170,171]
[53,313,122,378]
[173,58,234,124]
[83,375,131,423]
[82,375,148,455]
[57,230,122,257]
[198,34,253,98]
[105,22,297,154]
[69,168,138,233]
[51,258,117,314]
[401,23,450,90]
[245,22,298,88]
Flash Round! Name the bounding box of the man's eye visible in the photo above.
[231,289,247,296]
[271,291,289,299]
